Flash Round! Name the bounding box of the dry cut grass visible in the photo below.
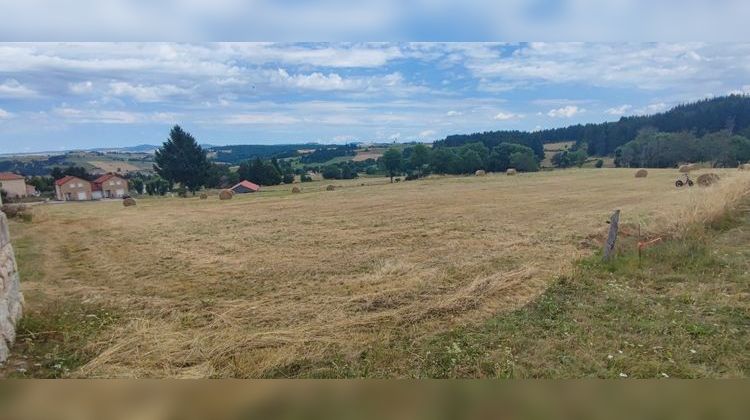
[10,168,750,377]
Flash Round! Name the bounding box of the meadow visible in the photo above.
[9,168,750,377]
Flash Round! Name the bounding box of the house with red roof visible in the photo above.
[55,176,92,201]
[0,172,29,198]
[92,173,128,199]
[230,180,261,194]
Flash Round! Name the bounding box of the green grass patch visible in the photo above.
[8,301,119,378]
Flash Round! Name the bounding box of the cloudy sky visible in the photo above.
[1,42,750,153]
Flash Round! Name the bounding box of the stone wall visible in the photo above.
[0,211,23,362]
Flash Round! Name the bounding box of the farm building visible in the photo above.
[0,172,30,198]
[55,176,93,201]
[230,180,261,194]
[26,184,39,197]
[92,173,128,199]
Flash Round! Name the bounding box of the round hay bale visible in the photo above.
[679,163,697,173]
[219,189,233,200]
[122,197,136,207]
[199,192,208,199]
[634,169,648,178]
[291,186,301,193]
[697,173,720,187]
[506,168,517,176]
[326,185,335,191]
[475,169,486,176]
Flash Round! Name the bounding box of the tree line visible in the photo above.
[374,141,540,182]
[432,95,750,158]
[148,125,304,196]
[614,129,750,168]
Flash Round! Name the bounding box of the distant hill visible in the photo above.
[435,95,750,157]
[209,143,327,164]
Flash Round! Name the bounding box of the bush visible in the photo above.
[321,166,341,180]
[2,204,32,222]
[300,174,313,183]
[282,173,295,184]
[509,151,540,172]
[595,159,604,168]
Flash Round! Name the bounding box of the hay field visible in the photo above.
[11,168,750,377]
[87,160,143,173]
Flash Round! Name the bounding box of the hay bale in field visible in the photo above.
[679,163,699,173]
[634,169,648,178]
[326,185,335,191]
[199,192,208,199]
[506,168,517,176]
[475,169,486,176]
[291,186,301,193]
[219,189,234,200]
[697,173,720,187]
[123,197,136,207]
[739,163,750,171]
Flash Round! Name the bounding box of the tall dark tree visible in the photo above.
[238,158,282,186]
[154,125,210,194]
[381,148,403,182]
[409,143,431,177]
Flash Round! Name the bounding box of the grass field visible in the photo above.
[8,168,750,377]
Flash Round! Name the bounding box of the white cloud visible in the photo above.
[419,129,436,138]
[547,105,583,118]
[332,134,356,142]
[445,110,462,117]
[0,79,36,97]
[108,82,190,102]
[223,113,300,125]
[728,85,750,95]
[69,81,94,94]
[605,105,632,116]
[0,108,11,118]
[493,111,523,120]
[268,68,419,95]
[638,102,669,114]
[460,43,750,92]
[52,107,175,124]
[270,68,354,91]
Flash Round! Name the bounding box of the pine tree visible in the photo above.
[154,125,210,194]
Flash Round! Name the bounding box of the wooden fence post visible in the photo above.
[603,209,620,261]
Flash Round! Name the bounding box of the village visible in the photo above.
[0,170,264,205]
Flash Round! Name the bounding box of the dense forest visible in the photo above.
[434,95,750,157]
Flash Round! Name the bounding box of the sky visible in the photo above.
[1,42,750,153]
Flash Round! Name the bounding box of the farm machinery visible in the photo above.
[675,174,694,188]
